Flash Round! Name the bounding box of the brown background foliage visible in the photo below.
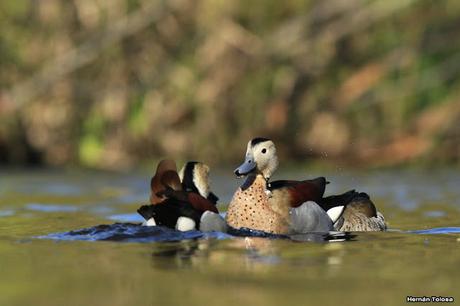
[0,0,459,169]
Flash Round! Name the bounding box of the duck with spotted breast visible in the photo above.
[226,138,386,234]
[137,159,227,232]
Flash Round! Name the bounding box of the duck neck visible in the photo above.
[241,173,266,191]
[260,158,278,181]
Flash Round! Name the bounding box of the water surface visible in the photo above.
[0,168,459,306]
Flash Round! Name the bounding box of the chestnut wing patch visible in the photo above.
[269,177,327,207]
[187,193,219,213]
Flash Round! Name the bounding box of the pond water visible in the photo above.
[0,168,459,306]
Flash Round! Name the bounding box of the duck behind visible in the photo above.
[137,160,226,232]
[319,191,386,231]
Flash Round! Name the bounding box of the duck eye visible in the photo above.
[261,148,267,154]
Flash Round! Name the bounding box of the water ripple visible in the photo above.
[409,227,460,235]
[25,203,79,212]
[39,224,460,243]
[40,223,232,242]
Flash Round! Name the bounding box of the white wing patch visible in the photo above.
[143,217,157,227]
[327,206,345,224]
[175,217,196,231]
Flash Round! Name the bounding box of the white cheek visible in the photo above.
[193,175,209,198]
[260,156,270,169]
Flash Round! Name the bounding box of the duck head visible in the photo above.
[234,137,279,180]
[179,161,218,203]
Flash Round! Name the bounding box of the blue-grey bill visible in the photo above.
[234,161,256,177]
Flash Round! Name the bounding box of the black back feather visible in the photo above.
[317,190,361,211]
[137,199,203,228]
[182,162,199,193]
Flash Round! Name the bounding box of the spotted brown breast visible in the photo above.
[226,175,288,234]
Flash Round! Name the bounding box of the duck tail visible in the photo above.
[207,192,219,204]
[311,177,328,196]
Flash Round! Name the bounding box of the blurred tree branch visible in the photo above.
[1,0,459,168]
[7,0,167,108]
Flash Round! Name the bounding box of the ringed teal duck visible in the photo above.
[226,138,386,234]
[137,160,227,232]
[227,138,336,234]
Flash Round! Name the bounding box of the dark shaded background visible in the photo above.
[0,0,459,170]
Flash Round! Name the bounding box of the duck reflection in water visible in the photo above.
[149,232,356,270]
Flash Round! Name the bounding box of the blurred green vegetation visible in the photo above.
[0,0,459,169]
